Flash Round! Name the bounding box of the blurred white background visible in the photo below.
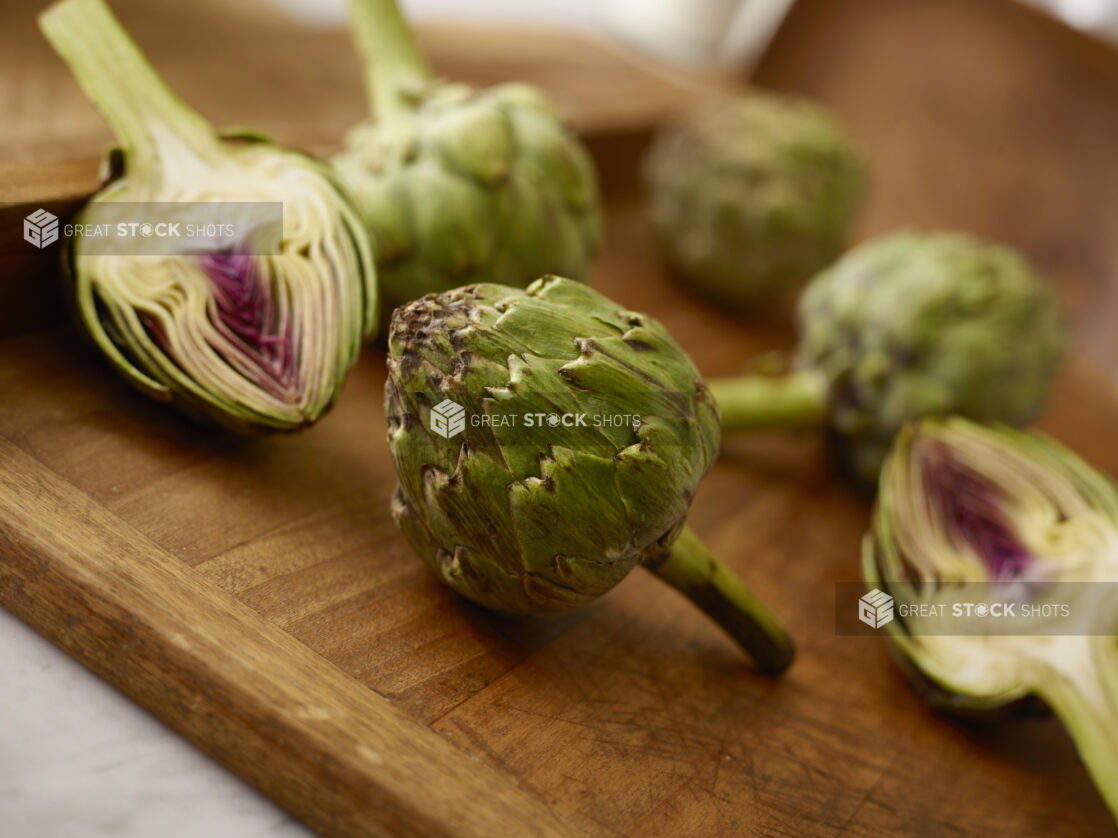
[1020,0,1118,41]
[273,0,594,27]
[269,0,798,69]
[266,0,1118,65]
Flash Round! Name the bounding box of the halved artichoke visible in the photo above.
[41,0,376,432]
[865,417,1118,820]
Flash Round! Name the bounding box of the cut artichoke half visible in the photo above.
[40,0,377,432]
[385,277,794,673]
[864,417,1118,820]
[333,0,602,320]
[708,231,1067,486]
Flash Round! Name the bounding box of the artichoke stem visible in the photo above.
[708,369,829,434]
[348,0,433,121]
[39,0,216,169]
[1039,642,1118,820]
[644,525,795,675]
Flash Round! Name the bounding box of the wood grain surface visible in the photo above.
[0,440,577,838]
[3,0,1118,835]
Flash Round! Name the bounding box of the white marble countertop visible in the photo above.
[0,607,315,838]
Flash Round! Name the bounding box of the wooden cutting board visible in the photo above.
[3,0,1118,835]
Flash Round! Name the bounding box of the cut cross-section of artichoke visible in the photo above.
[865,417,1118,821]
[40,0,377,432]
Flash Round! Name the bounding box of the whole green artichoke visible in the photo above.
[644,90,865,311]
[386,277,794,673]
[333,0,602,321]
[40,0,376,433]
[709,231,1067,486]
[864,417,1118,821]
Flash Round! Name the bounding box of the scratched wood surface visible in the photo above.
[3,0,1118,835]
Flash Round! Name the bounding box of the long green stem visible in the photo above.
[707,369,829,434]
[1039,638,1118,821]
[39,0,216,170]
[347,0,432,121]
[643,525,795,674]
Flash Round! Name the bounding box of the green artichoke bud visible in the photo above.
[333,0,602,321]
[385,276,794,673]
[709,231,1066,486]
[41,0,376,433]
[864,417,1118,821]
[644,90,865,311]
